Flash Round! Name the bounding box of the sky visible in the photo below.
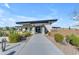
[0,3,79,28]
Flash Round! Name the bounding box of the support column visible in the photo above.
[22,28,26,32]
[42,27,45,34]
[27,27,30,32]
[17,28,20,31]
[32,27,35,34]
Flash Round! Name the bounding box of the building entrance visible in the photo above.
[35,26,41,33]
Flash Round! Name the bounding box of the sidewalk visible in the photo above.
[15,34,63,55]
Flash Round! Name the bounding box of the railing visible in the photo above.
[0,38,7,52]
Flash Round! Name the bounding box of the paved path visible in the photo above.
[16,34,63,55]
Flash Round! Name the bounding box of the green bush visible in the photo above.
[22,32,32,37]
[0,31,3,37]
[0,31,8,37]
[8,31,21,43]
[66,34,74,43]
[25,32,32,37]
[66,34,79,47]
[54,33,64,43]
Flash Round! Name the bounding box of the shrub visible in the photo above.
[21,32,32,37]
[66,34,79,47]
[24,32,32,37]
[70,37,79,47]
[54,33,64,43]
[0,31,3,37]
[48,32,51,36]
[66,34,74,43]
[8,31,21,43]
[0,31,8,37]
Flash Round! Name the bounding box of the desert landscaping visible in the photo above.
[0,3,79,55]
[47,28,79,54]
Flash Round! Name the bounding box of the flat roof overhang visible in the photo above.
[16,19,57,24]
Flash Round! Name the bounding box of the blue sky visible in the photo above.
[0,3,79,28]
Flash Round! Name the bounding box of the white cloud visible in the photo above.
[0,7,40,27]
[15,8,59,23]
[4,3,10,8]
[0,8,16,27]
[0,6,60,27]
[15,16,39,22]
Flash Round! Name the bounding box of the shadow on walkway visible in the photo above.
[7,51,16,55]
[5,44,21,51]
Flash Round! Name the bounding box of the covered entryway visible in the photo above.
[35,26,42,33]
[16,19,57,34]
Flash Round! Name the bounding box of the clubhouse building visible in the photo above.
[16,19,57,34]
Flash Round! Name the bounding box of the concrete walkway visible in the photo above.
[16,34,63,55]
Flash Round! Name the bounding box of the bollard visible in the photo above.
[1,38,6,52]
